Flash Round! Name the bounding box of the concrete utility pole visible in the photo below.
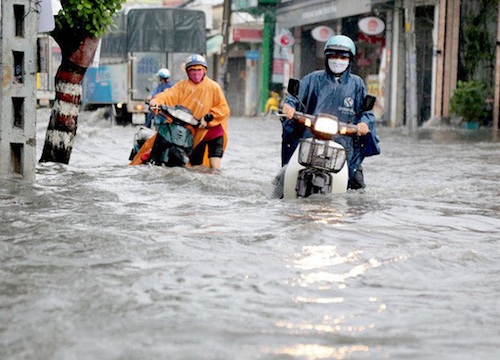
[404,0,418,133]
[433,0,460,121]
[434,0,446,119]
[0,0,37,181]
[493,0,500,132]
[217,0,231,91]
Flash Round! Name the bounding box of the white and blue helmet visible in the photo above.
[324,35,356,58]
[185,54,208,70]
[157,68,171,79]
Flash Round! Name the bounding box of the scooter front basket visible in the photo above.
[298,138,346,173]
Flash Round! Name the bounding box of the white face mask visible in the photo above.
[328,58,349,74]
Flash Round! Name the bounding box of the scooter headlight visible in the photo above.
[314,114,339,135]
[298,138,346,173]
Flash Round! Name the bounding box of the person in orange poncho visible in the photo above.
[148,54,230,170]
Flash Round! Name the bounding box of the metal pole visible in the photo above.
[404,0,418,133]
[260,11,274,112]
[218,0,231,91]
[389,3,400,128]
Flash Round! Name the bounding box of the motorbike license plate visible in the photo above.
[132,113,146,125]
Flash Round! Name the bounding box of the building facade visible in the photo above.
[272,0,440,127]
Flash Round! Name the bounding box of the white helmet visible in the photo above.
[157,68,171,79]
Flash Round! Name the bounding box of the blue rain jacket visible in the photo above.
[282,68,379,180]
[151,81,174,97]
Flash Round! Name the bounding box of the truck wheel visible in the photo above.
[115,105,132,125]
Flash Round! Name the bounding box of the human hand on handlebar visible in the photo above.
[204,113,214,122]
[357,122,369,136]
[199,118,209,129]
[282,103,296,119]
[149,99,159,108]
[199,113,213,129]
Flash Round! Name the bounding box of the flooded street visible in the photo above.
[1,109,500,359]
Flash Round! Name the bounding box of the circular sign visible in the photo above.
[311,26,335,42]
[274,32,295,48]
[358,17,385,36]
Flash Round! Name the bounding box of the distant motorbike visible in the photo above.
[276,79,376,199]
[129,105,204,167]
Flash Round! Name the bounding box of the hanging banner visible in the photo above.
[38,0,55,33]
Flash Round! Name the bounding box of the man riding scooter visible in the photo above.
[281,34,380,190]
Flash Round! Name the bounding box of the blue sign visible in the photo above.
[82,64,128,104]
[245,50,260,60]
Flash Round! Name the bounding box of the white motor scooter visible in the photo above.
[278,79,376,199]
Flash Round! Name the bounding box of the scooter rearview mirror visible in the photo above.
[362,95,376,112]
[287,78,300,97]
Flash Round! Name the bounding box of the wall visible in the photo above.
[0,0,37,181]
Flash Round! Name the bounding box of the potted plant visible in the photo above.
[450,80,488,129]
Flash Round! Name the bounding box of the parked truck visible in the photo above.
[36,34,60,107]
[82,7,206,125]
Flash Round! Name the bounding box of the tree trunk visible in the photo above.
[39,31,100,164]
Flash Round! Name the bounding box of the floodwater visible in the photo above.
[1,109,500,359]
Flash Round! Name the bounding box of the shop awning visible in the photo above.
[206,34,223,55]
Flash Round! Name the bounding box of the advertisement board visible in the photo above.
[82,64,128,104]
[131,52,164,101]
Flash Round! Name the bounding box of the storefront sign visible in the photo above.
[274,30,295,48]
[234,0,258,10]
[276,0,371,29]
[358,16,385,36]
[233,28,263,43]
[245,50,260,60]
[311,26,335,42]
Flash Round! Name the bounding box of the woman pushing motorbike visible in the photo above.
[281,35,380,190]
[148,54,230,170]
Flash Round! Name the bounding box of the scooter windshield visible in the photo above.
[169,108,199,126]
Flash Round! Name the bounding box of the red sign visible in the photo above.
[274,33,295,48]
[311,26,334,42]
[233,28,263,43]
[272,59,287,73]
[358,17,385,36]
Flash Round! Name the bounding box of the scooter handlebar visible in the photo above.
[338,123,359,136]
[278,111,360,137]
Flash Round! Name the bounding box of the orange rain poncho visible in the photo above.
[130,75,230,166]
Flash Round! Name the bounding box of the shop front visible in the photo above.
[274,0,389,121]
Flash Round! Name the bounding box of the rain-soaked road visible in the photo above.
[1,109,499,359]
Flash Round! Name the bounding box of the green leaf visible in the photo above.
[55,0,127,37]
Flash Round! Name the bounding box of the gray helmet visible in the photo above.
[324,35,356,57]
